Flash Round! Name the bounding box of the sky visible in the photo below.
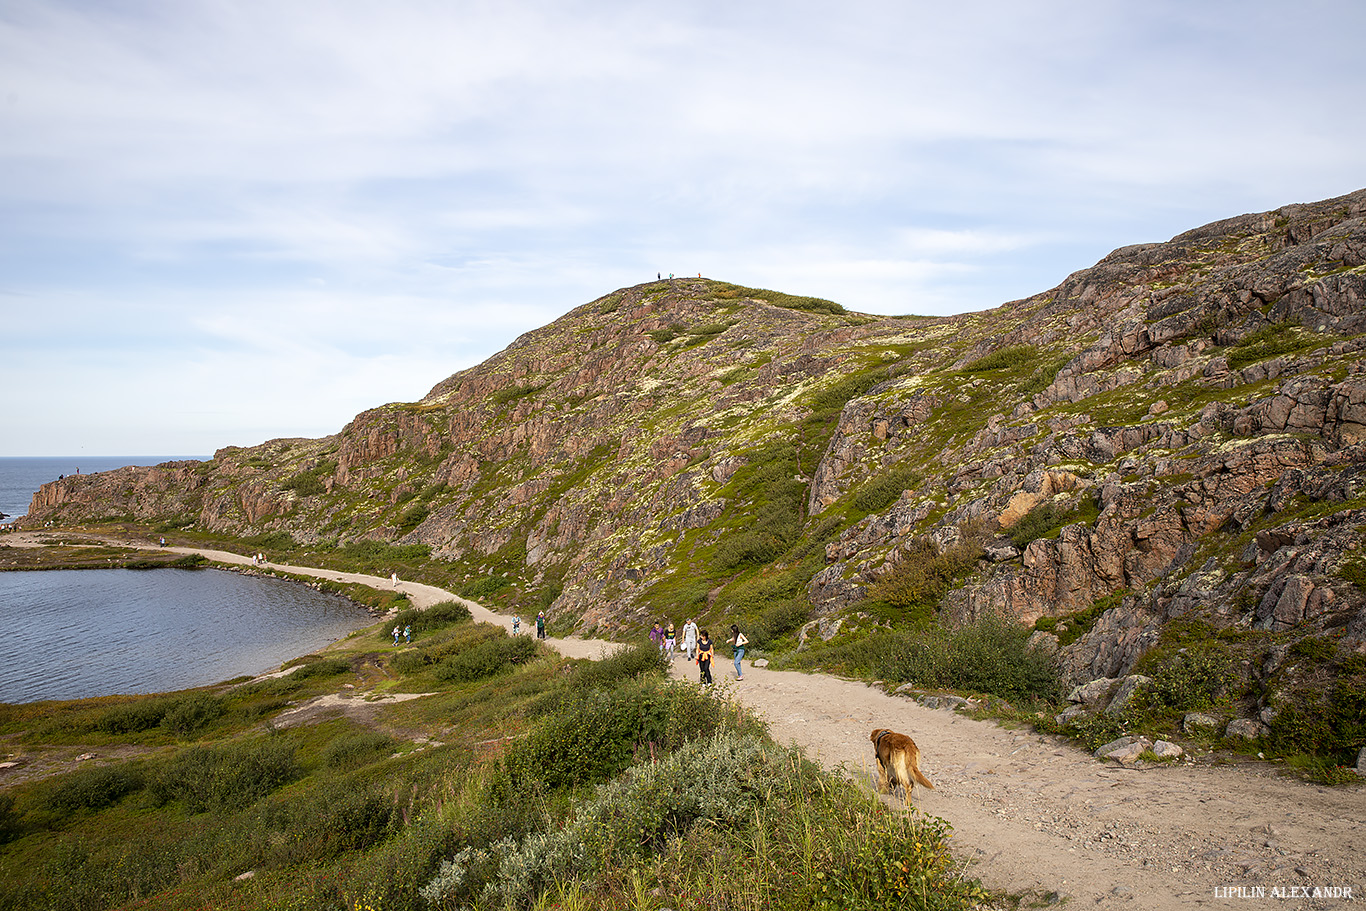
[2,0,1364,458]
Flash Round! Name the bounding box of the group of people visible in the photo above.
[392,624,411,645]
[511,612,547,639]
[649,619,748,684]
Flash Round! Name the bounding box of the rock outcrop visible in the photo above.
[26,190,1366,705]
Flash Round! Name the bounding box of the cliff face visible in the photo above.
[29,189,1366,687]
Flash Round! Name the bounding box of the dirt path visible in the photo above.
[11,534,1363,908]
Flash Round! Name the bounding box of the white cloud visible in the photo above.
[2,0,1364,454]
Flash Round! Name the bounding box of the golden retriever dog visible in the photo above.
[870,728,935,800]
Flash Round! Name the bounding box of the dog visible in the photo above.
[870,728,935,801]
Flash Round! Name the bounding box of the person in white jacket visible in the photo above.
[682,618,699,661]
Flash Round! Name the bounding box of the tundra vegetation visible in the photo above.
[0,616,985,911]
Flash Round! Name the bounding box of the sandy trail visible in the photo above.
[10,534,1363,908]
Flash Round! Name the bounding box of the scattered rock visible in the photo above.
[1183,712,1221,734]
[1095,735,1152,764]
[1151,740,1184,759]
[1068,677,1119,708]
[1224,719,1268,741]
[752,658,769,668]
[1356,746,1366,777]
[1055,704,1090,725]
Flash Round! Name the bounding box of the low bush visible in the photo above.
[435,635,537,683]
[789,613,1061,704]
[148,738,299,813]
[746,597,810,646]
[385,600,472,640]
[321,730,396,770]
[569,643,666,691]
[852,464,923,515]
[160,693,225,737]
[44,763,145,812]
[1136,651,1234,713]
[868,537,982,624]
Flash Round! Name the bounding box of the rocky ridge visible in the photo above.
[26,189,1366,734]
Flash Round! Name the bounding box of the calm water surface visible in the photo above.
[0,569,369,703]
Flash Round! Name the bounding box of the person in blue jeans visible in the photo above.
[728,624,747,680]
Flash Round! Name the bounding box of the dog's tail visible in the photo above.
[912,766,935,790]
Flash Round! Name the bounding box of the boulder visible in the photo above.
[1104,674,1152,717]
[1224,718,1268,741]
[1054,704,1090,726]
[1183,712,1221,734]
[1095,736,1153,765]
[1068,677,1119,708]
[1151,740,1184,759]
[1356,746,1366,777]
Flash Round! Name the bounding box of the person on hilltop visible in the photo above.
[696,629,714,685]
[728,624,748,681]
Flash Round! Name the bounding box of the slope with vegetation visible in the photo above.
[0,609,983,910]
[23,188,1366,779]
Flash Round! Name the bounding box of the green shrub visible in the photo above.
[745,598,810,646]
[569,643,667,691]
[852,464,923,515]
[95,699,170,735]
[435,635,538,683]
[504,679,742,793]
[868,537,982,622]
[148,738,299,813]
[159,693,224,737]
[387,599,472,640]
[1266,671,1366,769]
[287,657,352,681]
[1226,322,1321,369]
[1008,497,1097,548]
[462,574,512,600]
[1138,652,1234,712]
[44,763,145,812]
[0,793,17,844]
[245,530,296,551]
[321,730,396,770]
[961,344,1037,373]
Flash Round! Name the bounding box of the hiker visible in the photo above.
[682,618,698,661]
[513,614,521,635]
[664,621,677,659]
[728,624,748,680]
[649,621,663,652]
[392,625,401,645]
[391,572,399,588]
[536,612,546,639]
[404,625,412,644]
[696,630,714,685]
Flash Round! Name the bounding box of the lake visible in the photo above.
[0,568,370,704]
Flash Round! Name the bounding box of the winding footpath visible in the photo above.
[10,535,1365,909]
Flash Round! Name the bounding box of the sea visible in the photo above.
[0,457,371,704]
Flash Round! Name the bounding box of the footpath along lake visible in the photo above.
[0,568,370,703]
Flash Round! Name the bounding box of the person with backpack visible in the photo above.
[536,612,547,639]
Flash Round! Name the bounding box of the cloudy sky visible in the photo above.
[2,0,1363,458]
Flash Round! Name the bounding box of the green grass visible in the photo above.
[0,626,985,911]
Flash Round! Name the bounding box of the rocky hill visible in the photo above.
[29,189,1366,702]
